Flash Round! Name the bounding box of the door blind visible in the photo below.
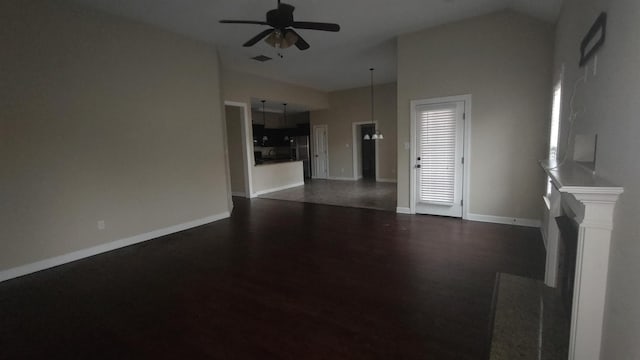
[417,105,457,204]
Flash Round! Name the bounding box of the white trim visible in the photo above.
[463,96,472,220]
[231,191,247,197]
[351,121,380,181]
[466,213,541,228]
[0,212,231,283]
[224,101,254,199]
[328,176,357,181]
[253,181,305,196]
[221,102,233,210]
[409,94,472,219]
[396,207,412,214]
[311,124,329,179]
[376,178,397,183]
[543,195,551,210]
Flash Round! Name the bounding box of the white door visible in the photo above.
[313,125,328,179]
[414,100,465,217]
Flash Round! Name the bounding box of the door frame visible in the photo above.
[311,124,329,179]
[352,121,380,181]
[223,101,254,198]
[409,94,472,218]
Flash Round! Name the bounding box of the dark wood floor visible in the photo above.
[0,198,545,359]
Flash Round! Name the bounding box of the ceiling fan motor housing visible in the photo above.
[267,4,294,29]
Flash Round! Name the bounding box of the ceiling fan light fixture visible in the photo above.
[220,1,340,51]
[284,30,298,47]
[264,30,298,49]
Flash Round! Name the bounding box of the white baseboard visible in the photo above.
[0,212,230,283]
[231,191,247,197]
[465,213,541,228]
[396,207,412,214]
[377,178,397,183]
[253,181,305,196]
[327,176,357,181]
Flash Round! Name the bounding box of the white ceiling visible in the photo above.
[66,0,563,91]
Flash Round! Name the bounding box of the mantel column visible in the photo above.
[568,193,620,360]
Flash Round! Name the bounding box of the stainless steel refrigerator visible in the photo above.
[292,136,311,178]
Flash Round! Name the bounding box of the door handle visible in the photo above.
[415,164,421,168]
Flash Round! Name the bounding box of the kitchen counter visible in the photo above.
[255,158,298,166]
[252,160,304,195]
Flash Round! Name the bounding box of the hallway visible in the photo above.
[258,179,397,211]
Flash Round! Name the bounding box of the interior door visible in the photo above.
[414,101,465,217]
[313,125,328,179]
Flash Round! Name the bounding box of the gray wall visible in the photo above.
[396,10,554,219]
[0,1,229,270]
[554,0,640,357]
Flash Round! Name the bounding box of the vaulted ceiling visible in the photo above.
[66,0,563,91]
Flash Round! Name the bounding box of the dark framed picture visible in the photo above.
[579,12,607,67]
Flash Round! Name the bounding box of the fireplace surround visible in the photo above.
[540,159,623,360]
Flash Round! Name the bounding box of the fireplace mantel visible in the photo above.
[540,159,623,360]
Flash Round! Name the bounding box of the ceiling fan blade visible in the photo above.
[292,21,340,32]
[220,20,269,25]
[286,29,310,50]
[243,29,274,47]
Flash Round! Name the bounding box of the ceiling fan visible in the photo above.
[219,0,340,51]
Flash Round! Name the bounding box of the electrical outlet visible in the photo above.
[97,220,105,230]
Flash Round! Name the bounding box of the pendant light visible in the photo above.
[364,68,383,140]
[261,100,268,143]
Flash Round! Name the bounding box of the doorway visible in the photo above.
[352,121,380,181]
[312,124,329,179]
[361,124,376,180]
[410,95,470,218]
[223,102,253,201]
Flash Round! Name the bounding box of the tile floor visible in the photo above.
[258,179,397,211]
